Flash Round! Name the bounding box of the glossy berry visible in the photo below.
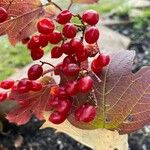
[37,18,55,35]
[0,79,15,89]
[70,38,84,53]
[63,63,80,77]
[31,81,43,91]
[96,54,110,67]
[39,34,49,47]
[75,104,96,122]
[63,55,77,67]
[91,59,103,74]
[22,37,30,44]
[76,48,88,62]
[58,87,68,98]
[56,10,72,24]
[48,96,60,108]
[63,23,77,38]
[54,62,64,75]
[0,92,7,102]
[17,79,33,93]
[49,111,67,124]
[0,7,8,23]
[31,48,44,60]
[85,27,99,44]
[65,81,78,96]
[28,64,43,80]
[27,35,40,49]
[77,76,93,93]
[48,31,62,44]
[51,46,63,58]
[82,9,99,25]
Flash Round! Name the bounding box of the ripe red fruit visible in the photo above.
[70,38,84,53]
[31,81,43,91]
[63,55,77,67]
[76,48,88,62]
[54,62,64,75]
[0,7,8,23]
[61,42,71,55]
[91,59,103,74]
[75,104,96,122]
[63,63,80,77]
[51,46,63,58]
[77,76,93,93]
[49,111,67,124]
[96,54,110,67]
[48,31,62,44]
[56,10,72,24]
[0,92,7,102]
[48,96,60,108]
[0,79,15,89]
[22,37,30,44]
[27,35,40,49]
[85,27,99,44]
[58,87,68,98]
[65,81,78,96]
[31,48,44,60]
[37,18,55,35]
[28,64,43,80]
[82,9,99,25]
[63,23,77,38]
[39,34,49,47]
[17,79,33,93]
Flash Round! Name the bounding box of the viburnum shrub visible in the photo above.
[0,0,150,149]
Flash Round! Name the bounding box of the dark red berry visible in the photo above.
[0,79,15,89]
[17,79,33,93]
[0,7,8,23]
[22,37,30,44]
[37,18,55,34]
[54,62,64,75]
[63,23,77,38]
[39,34,49,47]
[58,87,68,98]
[96,54,110,67]
[63,63,80,77]
[61,42,74,55]
[0,92,7,102]
[77,76,93,93]
[85,27,99,44]
[31,81,43,91]
[75,104,96,122]
[48,31,62,44]
[31,48,44,60]
[51,46,63,58]
[28,64,43,80]
[48,96,60,108]
[49,111,67,124]
[65,81,78,96]
[82,9,99,25]
[63,56,77,67]
[91,59,103,74]
[27,35,40,49]
[76,48,88,62]
[56,10,72,24]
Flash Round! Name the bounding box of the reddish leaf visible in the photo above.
[72,0,98,4]
[68,50,150,134]
[6,76,56,125]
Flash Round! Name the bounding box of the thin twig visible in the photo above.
[50,1,62,11]
[68,0,73,10]
[40,61,55,68]
[42,68,55,76]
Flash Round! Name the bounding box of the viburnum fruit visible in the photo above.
[96,53,110,66]
[0,79,15,89]
[61,42,72,55]
[31,48,44,60]
[91,59,103,74]
[51,46,63,58]
[31,81,43,91]
[63,55,77,67]
[82,9,99,25]
[28,64,43,80]
[0,7,8,23]
[77,76,93,93]
[48,31,62,44]
[56,10,72,24]
[75,104,96,122]
[58,87,68,98]
[37,18,55,35]
[76,48,88,62]
[85,27,99,44]
[27,35,40,49]
[54,62,64,75]
[22,37,30,45]
[65,81,78,96]
[39,34,49,47]
[0,92,7,102]
[63,23,77,38]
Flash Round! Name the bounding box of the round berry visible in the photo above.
[58,87,68,98]
[91,59,103,74]
[63,55,77,67]
[77,76,93,93]
[48,31,62,44]
[48,96,60,108]
[31,81,43,91]
[56,10,72,24]
[96,54,110,67]
[28,64,43,80]
[27,35,40,49]
[85,27,99,44]
[22,37,30,44]
[76,48,88,62]
[65,81,78,96]
[0,79,15,89]
[54,62,64,75]
[0,92,7,102]
[0,7,8,23]
[61,42,71,55]
[75,104,96,122]
[39,34,49,47]
[82,9,99,25]
[37,18,55,34]
[63,23,77,38]
[51,46,63,58]
[31,48,44,60]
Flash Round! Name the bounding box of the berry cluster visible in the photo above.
[0,9,110,125]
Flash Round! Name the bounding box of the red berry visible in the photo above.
[61,42,74,55]
[37,18,55,34]
[27,35,40,49]
[17,79,33,93]
[49,111,67,124]
[54,62,64,75]
[58,87,68,98]
[31,48,44,60]
[82,9,99,25]
[63,23,77,38]
[65,81,78,96]
[39,34,49,47]
[0,92,7,102]
[70,38,84,53]
[85,27,99,44]
[75,104,96,122]
[48,31,62,44]
[28,64,43,80]
[56,10,72,24]
[76,48,88,62]
[31,81,43,91]
[91,59,103,74]
[77,76,93,93]
[48,96,60,108]
[0,7,8,23]
[51,46,63,58]
[22,37,30,44]
[63,63,80,77]
[96,54,110,66]
[0,79,15,89]
[63,55,77,67]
